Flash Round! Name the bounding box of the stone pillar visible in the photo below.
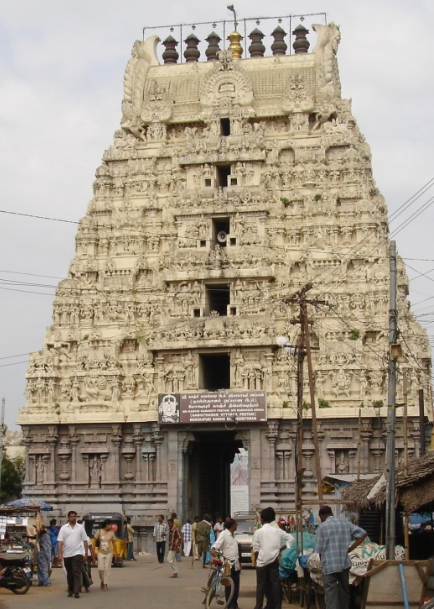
[370,436,385,473]
[47,439,56,483]
[152,424,163,480]
[266,420,279,480]
[288,424,298,481]
[166,429,179,513]
[123,453,135,480]
[248,427,261,510]
[22,431,32,485]
[42,455,50,484]
[327,450,336,474]
[69,426,79,483]
[29,456,36,485]
[100,454,108,484]
[302,434,314,480]
[284,450,292,480]
[155,356,165,393]
[82,455,89,486]
[349,450,356,474]
[361,424,372,473]
[133,425,143,482]
[149,453,156,481]
[276,452,284,480]
[58,444,71,481]
[111,426,122,484]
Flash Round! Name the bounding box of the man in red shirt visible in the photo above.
[167,518,181,578]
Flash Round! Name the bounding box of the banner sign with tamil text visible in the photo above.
[158,391,267,424]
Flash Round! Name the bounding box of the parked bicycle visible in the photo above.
[202,552,234,609]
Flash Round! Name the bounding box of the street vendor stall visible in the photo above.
[342,451,434,559]
[341,451,434,604]
[0,499,54,584]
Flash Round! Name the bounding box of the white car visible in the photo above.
[234,517,256,565]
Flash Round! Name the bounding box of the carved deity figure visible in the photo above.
[35,456,46,485]
[336,451,349,474]
[232,350,244,387]
[89,456,102,487]
[332,368,351,397]
[110,378,120,403]
[291,113,309,132]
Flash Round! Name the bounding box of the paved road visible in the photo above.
[0,554,298,609]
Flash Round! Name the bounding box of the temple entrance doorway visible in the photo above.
[186,431,244,520]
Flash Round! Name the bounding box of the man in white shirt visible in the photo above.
[213,516,224,539]
[57,510,89,598]
[211,518,241,609]
[252,507,294,609]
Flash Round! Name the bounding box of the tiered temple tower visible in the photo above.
[18,20,432,519]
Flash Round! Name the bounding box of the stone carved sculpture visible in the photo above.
[121,36,160,137]
[336,451,349,474]
[312,23,342,130]
[200,52,254,108]
[18,28,432,516]
[89,456,102,487]
[282,72,314,114]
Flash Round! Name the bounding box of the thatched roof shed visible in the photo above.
[342,450,434,513]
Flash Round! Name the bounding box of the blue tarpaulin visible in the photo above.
[3,498,53,511]
[279,532,316,578]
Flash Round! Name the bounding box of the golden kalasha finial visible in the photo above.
[227,30,243,60]
[227,5,243,60]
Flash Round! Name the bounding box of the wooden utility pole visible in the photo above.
[419,389,426,456]
[287,283,324,503]
[385,241,398,560]
[357,408,362,481]
[301,298,323,501]
[403,371,409,559]
[0,399,5,495]
[296,313,305,535]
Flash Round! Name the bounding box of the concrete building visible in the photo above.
[17,18,432,520]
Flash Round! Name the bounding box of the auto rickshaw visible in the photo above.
[82,512,128,566]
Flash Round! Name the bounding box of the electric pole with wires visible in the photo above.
[285,283,325,503]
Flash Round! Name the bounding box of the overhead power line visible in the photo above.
[0,209,79,224]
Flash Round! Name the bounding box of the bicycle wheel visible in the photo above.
[205,576,234,609]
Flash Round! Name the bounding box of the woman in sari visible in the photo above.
[37,528,52,586]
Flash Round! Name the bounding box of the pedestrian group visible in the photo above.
[33,503,367,609]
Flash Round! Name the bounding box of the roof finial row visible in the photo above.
[162,24,310,64]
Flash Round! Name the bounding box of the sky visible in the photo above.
[1,0,433,429]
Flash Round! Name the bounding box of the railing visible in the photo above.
[142,12,327,63]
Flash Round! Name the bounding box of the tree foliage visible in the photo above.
[0,452,24,503]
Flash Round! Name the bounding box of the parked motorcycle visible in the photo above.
[0,552,31,594]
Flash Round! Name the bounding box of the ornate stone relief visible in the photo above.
[200,51,254,108]
[18,28,432,514]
